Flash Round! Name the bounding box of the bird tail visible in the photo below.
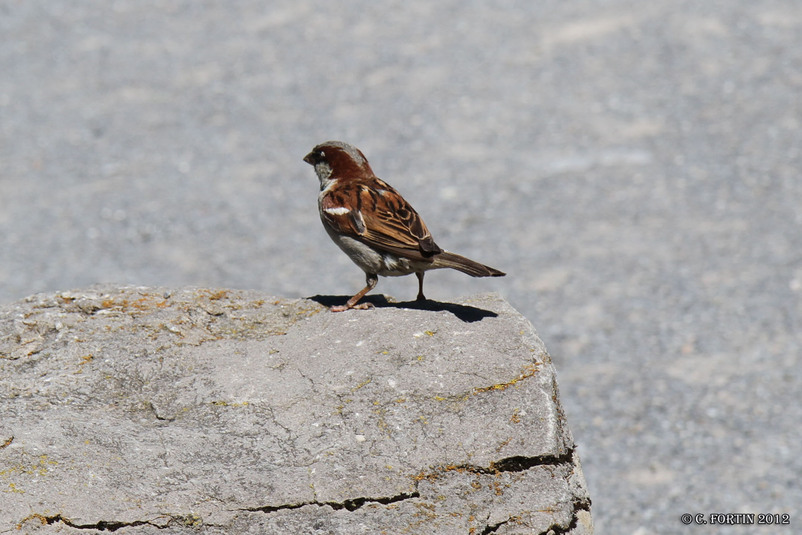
[434,252,506,277]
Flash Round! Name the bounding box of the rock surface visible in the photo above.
[0,286,591,534]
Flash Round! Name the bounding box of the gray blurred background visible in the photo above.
[2,1,800,532]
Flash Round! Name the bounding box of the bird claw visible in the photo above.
[330,302,374,312]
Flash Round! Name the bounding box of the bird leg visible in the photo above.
[331,273,378,312]
[415,272,426,302]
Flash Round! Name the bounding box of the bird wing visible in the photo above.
[320,178,442,262]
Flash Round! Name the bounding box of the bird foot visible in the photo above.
[330,302,374,312]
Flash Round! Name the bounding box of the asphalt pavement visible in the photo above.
[1,1,800,532]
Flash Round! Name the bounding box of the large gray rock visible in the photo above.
[0,286,592,534]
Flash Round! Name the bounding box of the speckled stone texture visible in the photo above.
[1,286,591,534]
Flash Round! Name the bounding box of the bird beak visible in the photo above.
[303,151,315,165]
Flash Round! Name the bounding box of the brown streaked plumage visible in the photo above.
[303,140,505,312]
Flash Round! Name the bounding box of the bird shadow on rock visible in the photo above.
[308,295,498,323]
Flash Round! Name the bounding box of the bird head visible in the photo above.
[303,141,375,186]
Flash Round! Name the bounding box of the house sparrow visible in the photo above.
[303,140,505,312]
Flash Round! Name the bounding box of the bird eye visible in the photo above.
[319,150,325,158]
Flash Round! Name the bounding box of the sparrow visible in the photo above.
[303,140,505,312]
